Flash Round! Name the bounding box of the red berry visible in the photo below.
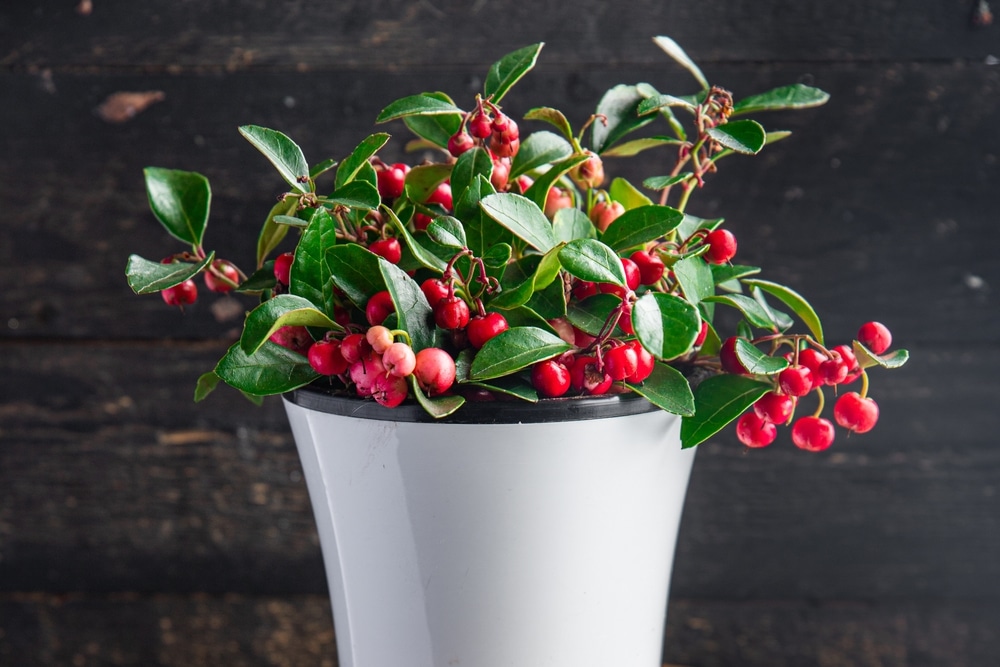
[599,258,640,297]
[736,412,777,448]
[753,391,796,424]
[572,280,598,301]
[448,131,476,157]
[273,252,294,286]
[161,279,198,307]
[568,355,613,395]
[376,162,409,201]
[469,112,492,139]
[413,347,457,395]
[791,416,836,452]
[604,344,639,382]
[778,365,814,397]
[490,112,510,134]
[490,157,510,191]
[467,312,509,349]
[350,352,387,397]
[382,341,416,378]
[421,278,451,307]
[369,238,402,264]
[204,260,239,293]
[371,373,409,407]
[366,290,395,326]
[571,150,605,189]
[720,337,750,375]
[340,333,371,365]
[426,182,453,210]
[308,340,349,376]
[629,250,666,285]
[544,187,574,218]
[832,344,858,372]
[858,321,892,355]
[694,320,709,348]
[618,307,634,336]
[833,392,880,434]
[703,229,737,264]
[626,340,656,384]
[531,359,571,398]
[269,325,312,356]
[434,296,470,330]
[819,351,850,386]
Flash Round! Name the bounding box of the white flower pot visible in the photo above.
[283,387,696,667]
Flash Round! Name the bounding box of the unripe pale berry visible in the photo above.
[413,347,457,395]
[382,341,417,378]
[590,200,625,232]
[544,187,574,218]
[366,325,394,354]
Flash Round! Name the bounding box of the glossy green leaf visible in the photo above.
[326,243,384,307]
[680,374,772,448]
[239,125,310,193]
[672,256,715,306]
[523,107,575,143]
[637,94,697,115]
[327,180,381,210]
[310,157,338,180]
[240,294,339,356]
[653,36,709,90]
[216,341,319,396]
[402,92,464,148]
[600,136,683,158]
[609,177,653,210]
[272,215,308,228]
[335,132,390,189]
[408,375,466,417]
[635,82,687,140]
[468,326,571,380]
[593,84,656,154]
[125,252,214,295]
[404,163,453,204]
[733,338,788,375]
[256,197,298,268]
[559,238,625,286]
[566,294,625,337]
[480,192,557,253]
[290,208,338,315]
[750,287,794,330]
[524,278,566,320]
[490,246,563,310]
[853,342,910,370]
[484,42,543,104]
[426,215,467,249]
[458,176,507,257]
[376,94,463,123]
[143,167,211,247]
[450,147,493,204]
[627,362,695,416]
[600,205,683,252]
[510,131,574,178]
[643,173,693,190]
[383,207,448,272]
[193,371,220,402]
[633,291,701,361]
[744,279,824,345]
[380,260,435,352]
[236,263,276,293]
[712,263,761,285]
[552,207,595,243]
[676,213,723,243]
[522,153,589,212]
[732,84,830,116]
[706,119,767,155]
[703,294,778,330]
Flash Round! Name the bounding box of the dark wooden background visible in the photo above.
[2,1,998,665]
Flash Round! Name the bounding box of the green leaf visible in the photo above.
[653,36,709,90]
[703,294,779,330]
[380,260,435,352]
[238,125,310,193]
[256,197,298,268]
[290,208,338,315]
[712,263,761,285]
[522,153,589,212]
[671,256,715,307]
[490,247,563,310]
[273,214,308,228]
[637,94,697,115]
[552,207,596,243]
[484,42,543,104]
[480,192,557,253]
[732,84,830,116]
[468,326,571,381]
[309,157,338,180]
[510,131,574,178]
[750,287,794,330]
[326,243,384,307]
[566,294,625,337]
[401,92,463,148]
[408,375,466,417]
[559,238,625,286]
[593,84,656,155]
[450,147,494,204]
[627,362,695,416]
[680,374,772,448]
[677,213,723,242]
[743,279,824,345]
[236,263,276,293]
[327,180,381,210]
[125,252,214,295]
[609,177,653,210]
[600,136,683,158]
[335,132,390,189]
[523,107,575,143]
[733,338,788,376]
[194,371,220,402]
[464,376,539,402]
[525,278,566,320]
[853,342,910,370]
[643,173,693,190]
[383,207,448,272]
[600,204,683,252]
[376,94,463,123]
[143,167,211,247]
[426,215,467,249]
[240,294,339,355]
[707,120,767,155]
[216,341,319,396]
[404,163,453,204]
[633,291,701,361]
[457,176,507,257]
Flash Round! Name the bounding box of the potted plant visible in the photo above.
[126,37,907,667]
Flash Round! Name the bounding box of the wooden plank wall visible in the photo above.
[2,1,998,665]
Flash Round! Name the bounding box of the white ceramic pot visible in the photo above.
[283,387,696,667]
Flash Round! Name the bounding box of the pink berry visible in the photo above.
[753,391,796,424]
[161,279,198,307]
[382,342,417,378]
[571,150,605,189]
[791,416,836,452]
[531,359,571,398]
[833,392,880,434]
[366,290,395,326]
[273,252,294,286]
[413,347,457,395]
[372,373,409,407]
[490,157,510,191]
[858,321,892,355]
[308,340,349,376]
[544,187,574,218]
[366,325,394,354]
[349,352,386,397]
[736,412,777,448]
[589,200,624,232]
[467,312,509,349]
[204,260,240,293]
[369,238,402,264]
[703,229,737,264]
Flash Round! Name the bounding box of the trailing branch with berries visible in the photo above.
[125,36,908,451]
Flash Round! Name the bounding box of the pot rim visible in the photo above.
[283,383,661,424]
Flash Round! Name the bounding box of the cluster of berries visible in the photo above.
[446,102,520,191]
[160,257,241,307]
[729,321,893,451]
